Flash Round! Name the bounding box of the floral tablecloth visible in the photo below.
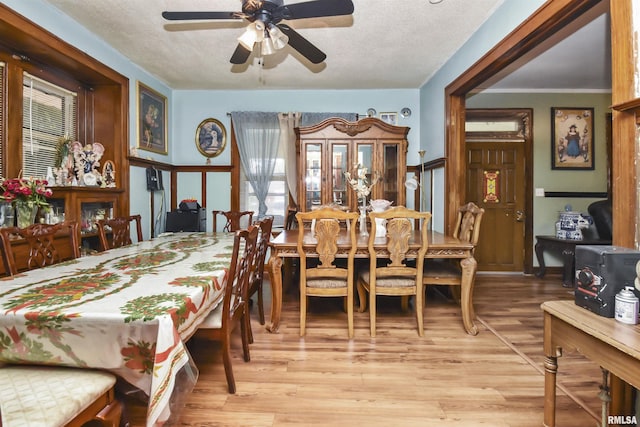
[0,232,235,426]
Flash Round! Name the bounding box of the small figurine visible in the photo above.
[102,161,116,188]
[72,141,105,186]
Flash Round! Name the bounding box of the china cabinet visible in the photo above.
[295,117,408,212]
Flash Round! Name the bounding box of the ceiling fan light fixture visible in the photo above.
[261,37,276,56]
[164,0,356,65]
[238,28,258,51]
[267,24,289,50]
[238,20,266,51]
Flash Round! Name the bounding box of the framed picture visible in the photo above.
[195,118,227,158]
[137,82,168,154]
[379,112,398,125]
[551,107,594,170]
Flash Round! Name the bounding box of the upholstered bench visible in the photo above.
[0,365,122,427]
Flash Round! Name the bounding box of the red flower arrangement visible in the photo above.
[0,176,52,208]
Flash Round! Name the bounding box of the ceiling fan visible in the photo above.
[162,0,355,65]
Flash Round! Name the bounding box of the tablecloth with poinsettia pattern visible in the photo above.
[0,232,235,427]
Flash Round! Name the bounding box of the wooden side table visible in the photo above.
[542,300,640,427]
[535,235,611,287]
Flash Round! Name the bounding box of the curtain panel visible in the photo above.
[231,111,281,218]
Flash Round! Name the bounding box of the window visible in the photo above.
[240,143,287,227]
[22,73,77,178]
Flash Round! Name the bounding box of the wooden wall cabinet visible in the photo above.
[48,187,124,240]
[0,4,129,253]
[295,117,408,212]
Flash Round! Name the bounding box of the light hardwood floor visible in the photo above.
[124,273,604,426]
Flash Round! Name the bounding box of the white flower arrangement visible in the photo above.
[344,164,381,201]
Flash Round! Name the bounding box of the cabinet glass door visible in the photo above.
[331,144,348,208]
[304,144,322,211]
[355,143,374,208]
[81,201,114,234]
[382,144,399,204]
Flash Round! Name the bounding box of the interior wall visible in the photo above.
[171,89,421,165]
[5,0,424,236]
[171,89,421,232]
[466,91,612,266]
[418,0,547,231]
[2,0,173,240]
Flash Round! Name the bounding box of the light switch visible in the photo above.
[535,188,545,197]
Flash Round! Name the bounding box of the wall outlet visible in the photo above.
[535,188,545,197]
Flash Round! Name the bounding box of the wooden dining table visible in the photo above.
[0,232,235,427]
[266,229,478,335]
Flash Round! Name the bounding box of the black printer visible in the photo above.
[165,201,206,232]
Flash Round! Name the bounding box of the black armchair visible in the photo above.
[587,199,612,241]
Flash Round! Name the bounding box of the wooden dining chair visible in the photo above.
[193,225,259,393]
[0,365,122,427]
[247,215,274,327]
[357,206,431,337]
[96,214,143,251]
[212,210,253,232]
[420,201,484,310]
[0,221,80,276]
[296,207,359,338]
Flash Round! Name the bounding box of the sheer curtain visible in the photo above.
[278,112,301,204]
[231,111,281,218]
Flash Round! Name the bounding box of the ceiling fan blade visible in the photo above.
[230,44,253,64]
[284,0,354,20]
[162,11,239,21]
[277,24,326,64]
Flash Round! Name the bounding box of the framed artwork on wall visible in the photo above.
[379,112,398,125]
[195,118,227,158]
[551,107,594,170]
[137,82,168,155]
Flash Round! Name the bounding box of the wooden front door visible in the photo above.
[466,109,532,271]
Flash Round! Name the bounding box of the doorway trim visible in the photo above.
[443,0,633,269]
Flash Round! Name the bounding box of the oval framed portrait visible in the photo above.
[195,118,226,158]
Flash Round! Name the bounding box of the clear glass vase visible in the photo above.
[0,201,14,227]
[15,201,37,228]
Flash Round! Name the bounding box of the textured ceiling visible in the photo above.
[40,0,610,92]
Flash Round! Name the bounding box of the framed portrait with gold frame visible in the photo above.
[136,82,168,154]
[195,118,226,158]
[551,107,594,170]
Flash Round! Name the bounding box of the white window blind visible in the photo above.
[22,72,77,178]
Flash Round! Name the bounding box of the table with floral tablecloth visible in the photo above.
[0,232,235,426]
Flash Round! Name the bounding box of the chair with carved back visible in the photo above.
[0,221,80,276]
[419,201,484,311]
[96,214,143,251]
[295,207,359,338]
[193,225,259,393]
[212,210,254,232]
[357,206,431,337]
[247,216,274,327]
